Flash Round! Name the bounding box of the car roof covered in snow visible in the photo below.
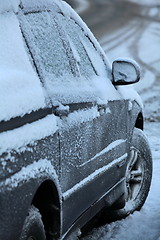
[0,0,20,14]
[0,0,64,14]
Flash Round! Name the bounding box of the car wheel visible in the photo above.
[109,128,152,220]
[20,206,46,240]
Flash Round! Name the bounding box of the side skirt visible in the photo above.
[62,178,125,240]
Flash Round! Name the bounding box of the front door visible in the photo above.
[56,12,129,233]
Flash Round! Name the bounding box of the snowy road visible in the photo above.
[65,0,160,239]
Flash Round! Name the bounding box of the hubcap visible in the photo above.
[125,147,144,202]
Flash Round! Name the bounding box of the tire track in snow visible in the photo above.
[102,22,141,52]
[99,21,137,49]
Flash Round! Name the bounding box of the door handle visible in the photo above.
[97,104,107,115]
[54,105,70,117]
[97,104,111,115]
[97,104,107,112]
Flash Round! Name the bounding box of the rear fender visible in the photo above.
[0,159,62,240]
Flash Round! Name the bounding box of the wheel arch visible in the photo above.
[135,112,143,130]
[32,179,61,240]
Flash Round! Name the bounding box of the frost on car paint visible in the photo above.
[63,153,128,200]
[79,139,127,167]
[0,0,20,13]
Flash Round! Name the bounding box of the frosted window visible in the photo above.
[21,11,72,78]
[58,14,96,78]
[58,14,107,78]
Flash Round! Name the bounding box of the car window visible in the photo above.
[58,13,108,78]
[57,13,97,79]
[21,11,73,79]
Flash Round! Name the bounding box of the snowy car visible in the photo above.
[0,0,152,239]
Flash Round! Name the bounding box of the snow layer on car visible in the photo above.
[0,0,20,13]
[58,3,141,106]
[0,115,58,155]
[0,159,61,194]
[59,106,100,128]
[117,86,143,108]
[21,0,62,11]
[0,12,46,121]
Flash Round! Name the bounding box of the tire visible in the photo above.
[20,206,46,240]
[109,128,152,220]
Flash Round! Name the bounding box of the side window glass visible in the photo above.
[58,14,107,78]
[20,11,84,103]
[20,11,72,80]
[58,14,96,78]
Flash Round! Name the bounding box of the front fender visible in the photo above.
[127,100,144,145]
[116,85,144,134]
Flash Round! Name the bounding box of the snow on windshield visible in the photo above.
[0,12,46,122]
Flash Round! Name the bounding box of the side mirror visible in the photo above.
[112,58,140,85]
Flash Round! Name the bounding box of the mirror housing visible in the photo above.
[112,58,140,85]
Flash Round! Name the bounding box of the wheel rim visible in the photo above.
[125,147,144,203]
